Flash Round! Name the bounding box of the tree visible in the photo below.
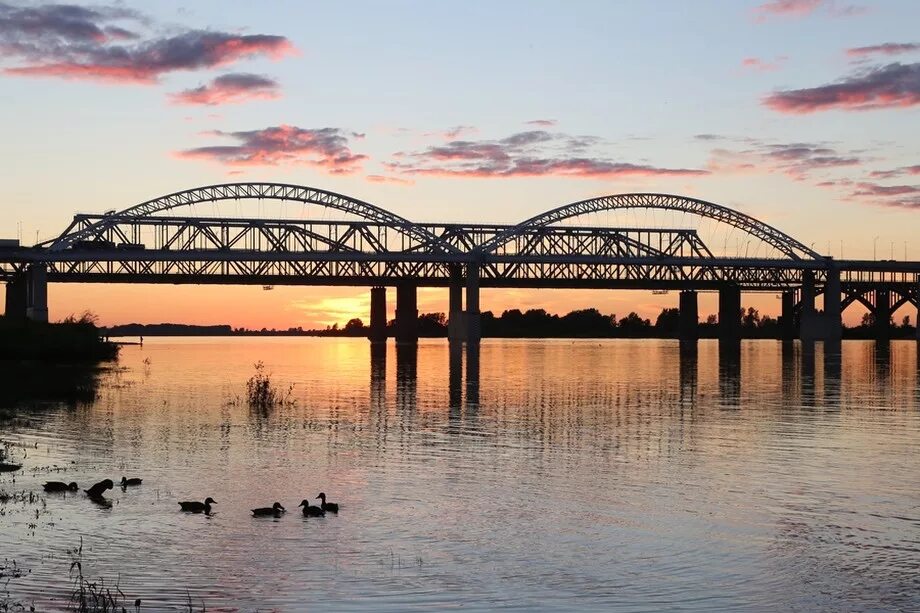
[654,308,680,336]
[344,318,365,332]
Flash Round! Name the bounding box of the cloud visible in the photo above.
[386,129,707,180]
[169,73,280,105]
[763,62,920,113]
[740,56,787,72]
[707,140,860,180]
[847,43,920,57]
[175,125,367,173]
[849,181,920,209]
[868,165,920,179]
[525,119,557,127]
[441,125,476,139]
[366,174,414,185]
[0,3,294,84]
[752,0,864,21]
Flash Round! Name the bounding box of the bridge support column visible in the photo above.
[718,284,741,347]
[824,265,842,343]
[678,290,698,342]
[799,270,817,341]
[4,274,27,320]
[447,264,465,343]
[916,282,920,341]
[780,291,796,340]
[875,288,891,341]
[25,264,48,323]
[395,283,418,345]
[368,286,387,343]
[465,264,481,344]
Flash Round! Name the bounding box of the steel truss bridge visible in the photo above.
[2,182,918,343]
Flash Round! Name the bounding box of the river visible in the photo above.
[1,338,918,611]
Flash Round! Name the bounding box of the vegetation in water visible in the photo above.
[245,361,293,410]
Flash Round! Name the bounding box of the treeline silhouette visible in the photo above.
[101,307,916,339]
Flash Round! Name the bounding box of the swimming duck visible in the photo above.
[84,479,114,497]
[88,493,112,508]
[0,463,22,473]
[120,476,143,487]
[316,492,339,513]
[178,497,216,514]
[299,499,325,517]
[43,481,79,493]
[251,502,286,517]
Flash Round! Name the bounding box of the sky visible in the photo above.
[1,0,919,328]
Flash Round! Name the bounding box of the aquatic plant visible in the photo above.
[69,538,126,613]
[245,361,293,410]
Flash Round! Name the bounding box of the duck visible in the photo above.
[43,481,79,493]
[0,463,22,473]
[316,492,339,513]
[84,479,114,497]
[120,476,143,487]
[88,493,112,508]
[298,499,325,517]
[251,502,286,517]
[178,497,216,514]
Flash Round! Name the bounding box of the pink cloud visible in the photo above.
[868,164,920,179]
[0,4,295,84]
[764,62,920,113]
[847,43,920,57]
[740,56,788,72]
[707,141,860,181]
[366,175,414,185]
[752,0,865,21]
[525,119,557,127]
[175,125,367,174]
[387,130,706,180]
[169,73,281,106]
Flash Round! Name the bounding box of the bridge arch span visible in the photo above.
[48,182,457,254]
[478,193,821,261]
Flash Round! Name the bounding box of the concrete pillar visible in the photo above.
[25,263,48,323]
[875,288,891,340]
[395,283,418,345]
[780,291,796,340]
[824,265,842,341]
[678,290,698,341]
[718,284,741,346]
[916,282,920,341]
[799,270,817,342]
[447,264,465,342]
[465,263,481,344]
[4,275,27,319]
[368,286,387,343]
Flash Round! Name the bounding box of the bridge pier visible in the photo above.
[395,283,418,345]
[718,284,741,347]
[824,265,842,342]
[466,264,481,344]
[678,290,698,342]
[780,291,796,340]
[4,274,27,320]
[875,288,891,340]
[447,264,465,343]
[368,286,387,343]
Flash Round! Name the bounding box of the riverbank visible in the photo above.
[0,316,119,361]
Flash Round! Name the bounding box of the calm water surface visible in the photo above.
[1,338,919,611]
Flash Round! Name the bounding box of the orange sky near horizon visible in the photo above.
[46,282,882,330]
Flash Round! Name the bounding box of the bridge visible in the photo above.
[2,182,918,344]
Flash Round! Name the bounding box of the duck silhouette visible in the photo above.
[299,499,325,517]
[84,479,114,497]
[316,492,339,513]
[120,476,143,488]
[251,502,286,517]
[0,463,22,473]
[178,497,216,514]
[44,481,79,493]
